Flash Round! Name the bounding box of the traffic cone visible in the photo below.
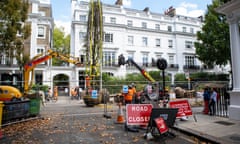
[115,103,125,124]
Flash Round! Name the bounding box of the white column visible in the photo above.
[228,15,240,120]
[228,17,240,91]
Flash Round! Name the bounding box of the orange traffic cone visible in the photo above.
[115,103,125,124]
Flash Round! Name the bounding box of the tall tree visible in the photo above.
[52,26,70,66]
[194,0,230,68]
[0,0,31,66]
[85,0,103,82]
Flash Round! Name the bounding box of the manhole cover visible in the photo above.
[214,121,235,126]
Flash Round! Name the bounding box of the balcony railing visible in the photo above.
[168,64,179,69]
[183,65,201,70]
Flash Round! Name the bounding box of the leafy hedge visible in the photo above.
[102,71,229,94]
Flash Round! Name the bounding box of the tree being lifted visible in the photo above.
[83,0,108,106]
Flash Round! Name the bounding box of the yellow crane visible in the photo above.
[24,49,81,95]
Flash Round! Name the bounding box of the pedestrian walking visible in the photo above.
[75,86,80,100]
[46,87,52,101]
[79,87,82,99]
[65,87,69,96]
[71,87,76,100]
[209,88,217,116]
[53,86,58,101]
[203,87,210,114]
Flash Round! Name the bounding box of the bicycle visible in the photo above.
[45,93,57,103]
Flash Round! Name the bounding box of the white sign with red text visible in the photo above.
[169,99,192,118]
[126,104,153,125]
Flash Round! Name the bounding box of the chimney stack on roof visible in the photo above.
[115,0,123,6]
[143,7,150,12]
[164,6,176,17]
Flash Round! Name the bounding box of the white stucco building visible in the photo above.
[71,0,209,84]
[0,0,230,95]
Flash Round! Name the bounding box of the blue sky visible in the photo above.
[51,0,213,34]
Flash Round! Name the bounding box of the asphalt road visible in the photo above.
[0,99,198,144]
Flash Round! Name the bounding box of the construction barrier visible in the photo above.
[2,99,30,124]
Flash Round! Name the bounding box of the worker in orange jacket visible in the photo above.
[53,86,58,101]
[125,85,134,104]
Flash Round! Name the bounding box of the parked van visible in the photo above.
[0,85,22,101]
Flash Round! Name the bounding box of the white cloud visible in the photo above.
[179,2,197,9]
[176,2,205,17]
[123,0,131,7]
[54,20,71,35]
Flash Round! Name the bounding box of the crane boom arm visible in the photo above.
[23,49,81,94]
[126,59,156,82]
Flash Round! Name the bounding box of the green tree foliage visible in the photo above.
[175,72,229,81]
[194,0,230,68]
[0,0,30,66]
[52,26,70,66]
[102,71,171,94]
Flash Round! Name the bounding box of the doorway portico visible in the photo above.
[217,0,240,120]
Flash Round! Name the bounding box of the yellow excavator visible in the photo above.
[0,49,81,100]
[23,49,81,95]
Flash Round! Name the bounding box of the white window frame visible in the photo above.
[142,37,148,46]
[168,26,172,32]
[185,41,193,48]
[155,24,160,30]
[156,38,161,47]
[142,53,148,66]
[142,22,147,29]
[127,20,133,27]
[190,28,194,33]
[103,16,105,23]
[185,55,195,66]
[168,55,174,64]
[110,17,116,24]
[182,27,187,32]
[79,15,87,21]
[168,40,173,48]
[103,51,116,67]
[79,32,86,40]
[128,36,134,45]
[37,47,45,54]
[128,53,134,59]
[37,26,45,38]
[0,52,6,64]
[104,33,113,43]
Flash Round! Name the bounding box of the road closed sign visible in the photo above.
[126,104,153,125]
[169,99,192,118]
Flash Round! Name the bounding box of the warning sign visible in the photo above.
[154,117,169,134]
[126,104,153,125]
[169,99,192,118]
